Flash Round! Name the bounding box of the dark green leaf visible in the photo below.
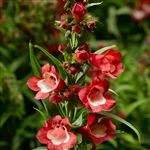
[29,42,41,77]
[34,45,66,80]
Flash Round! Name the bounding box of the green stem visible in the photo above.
[41,100,49,114]
[57,103,66,117]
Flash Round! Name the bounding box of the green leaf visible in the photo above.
[29,42,41,77]
[71,113,83,128]
[94,45,116,54]
[98,111,141,143]
[113,130,126,134]
[85,2,103,8]
[109,88,118,96]
[76,133,82,144]
[125,100,148,116]
[34,45,66,80]
[8,54,27,73]
[33,107,50,120]
[32,147,47,150]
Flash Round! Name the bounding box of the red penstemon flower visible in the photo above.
[79,114,116,144]
[27,64,66,100]
[36,115,77,150]
[89,49,124,78]
[78,77,116,112]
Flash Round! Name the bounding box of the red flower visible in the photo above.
[72,3,86,22]
[89,50,124,78]
[87,20,96,28]
[36,115,77,150]
[49,93,62,104]
[79,114,116,144]
[72,24,82,33]
[76,50,89,63]
[27,64,66,100]
[78,77,116,112]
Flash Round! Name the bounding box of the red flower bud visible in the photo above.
[71,85,81,94]
[60,21,69,29]
[80,43,90,51]
[87,20,96,28]
[72,3,86,22]
[69,66,78,75]
[58,44,67,52]
[76,50,89,63]
[64,91,72,99]
[49,93,63,104]
[72,24,81,33]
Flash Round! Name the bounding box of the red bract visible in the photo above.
[79,114,116,144]
[27,64,66,100]
[36,115,77,150]
[89,50,124,78]
[78,77,116,112]
[76,50,89,63]
[72,3,86,22]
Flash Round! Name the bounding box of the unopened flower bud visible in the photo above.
[64,91,72,99]
[72,3,86,22]
[60,21,69,29]
[58,44,67,52]
[69,66,78,75]
[87,20,96,28]
[49,93,62,104]
[72,24,81,33]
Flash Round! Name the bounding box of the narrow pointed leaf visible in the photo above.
[98,111,141,143]
[33,107,50,120]
[34,45,66,79]
[94,45,116,54]
[29,42,41,77]
[85,2,103,8]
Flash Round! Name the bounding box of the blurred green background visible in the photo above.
[0,0,150,150]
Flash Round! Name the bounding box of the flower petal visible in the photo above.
[34,91,49,100]
[62,132,77,149]
[27,76,41,91]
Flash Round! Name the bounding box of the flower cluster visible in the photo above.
[27,1,124,150]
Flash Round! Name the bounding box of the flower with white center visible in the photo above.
[27,64,66,100]
[78,77,116,112]
[36,116,77,150]
[78,114,116,144]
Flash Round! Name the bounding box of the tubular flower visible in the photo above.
[72,3,86,22]
[27,64,66,100]
[79,114,116,144]
[89,50,124,78]
[78,77,116,112]
[36,116,77,150]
